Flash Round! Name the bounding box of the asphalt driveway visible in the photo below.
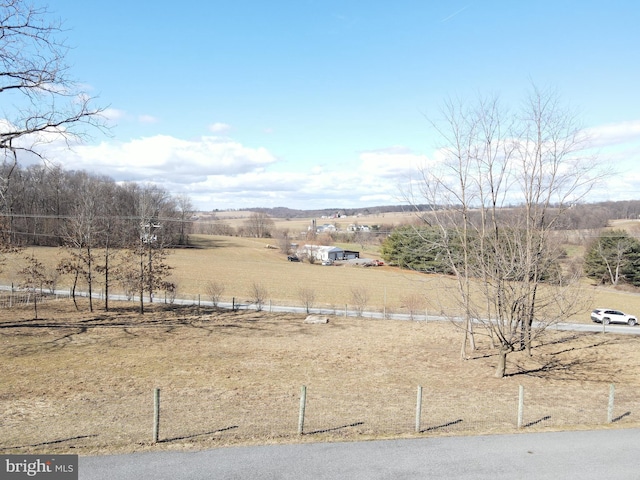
[79,428,640,480]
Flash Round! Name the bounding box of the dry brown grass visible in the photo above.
[1,299,640,456]
[2,233,640,456]
[6,234,640,323]
[204,210,416,233]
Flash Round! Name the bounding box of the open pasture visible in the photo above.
[3,234,640,322]
[1,301,640,455]
[2,234,640,455]
[201,210,417,234]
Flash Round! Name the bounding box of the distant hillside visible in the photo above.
[212,204,433,219]
[205,200,640,231]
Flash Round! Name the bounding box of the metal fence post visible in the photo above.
[298,385,307,435]
[153,388,160,443]
[415,386,423,433]
[607,383,615,423]
[517,385,524,429]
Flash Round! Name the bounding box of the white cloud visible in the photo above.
[52,134,278,188]
[37,131,422,210]
[14,117,640,211]
[358,146,427,179]
[138,114,159,124]
[584,120,640,148]
[102,108,127,122]
[208,122,232,134]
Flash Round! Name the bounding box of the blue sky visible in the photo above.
[43,0,640,210]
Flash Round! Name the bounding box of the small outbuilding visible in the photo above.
[297,245,359,262]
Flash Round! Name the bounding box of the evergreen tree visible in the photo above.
[584,229,640,286]
[380,225,454,273]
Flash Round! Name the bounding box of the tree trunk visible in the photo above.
[139,251,145,314]
[460,321,468,360]
[86,245,93,313]
[71,271,79,311]
[104,247,109,312]
[494,345,513,378]
[460,316,476,359]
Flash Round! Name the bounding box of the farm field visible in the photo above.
[2,232,640,456]
[1,300,640,456]
[199,210,416,234]
[3,233,640,322]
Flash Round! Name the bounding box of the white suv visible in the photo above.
[590,308,637,326]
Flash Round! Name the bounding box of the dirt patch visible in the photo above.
[1,299,639,455]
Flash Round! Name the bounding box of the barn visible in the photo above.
[298,245,359,262]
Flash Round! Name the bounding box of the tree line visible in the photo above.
[1,162,195,315]
[0,163,194,247]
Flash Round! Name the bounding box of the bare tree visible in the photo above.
[18,252,50,319]
[350,286,369,317]
[409,86,604,377]
[275,229,293,254]
[94,180,128,312]
[401,293,425,321]
[205,280,225,307]
[244,212,275,238]
[297,286,316,314]
[0,1,104,209]
[250,282,269,311]
[119,185,176,314]
[58,173,99,311]
[175,194,194,246]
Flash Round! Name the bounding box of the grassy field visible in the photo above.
[0,235,640,322]
[5,233,640,321]
[202,210,417,234]
[1,300,640,456]
[2,231,640,455]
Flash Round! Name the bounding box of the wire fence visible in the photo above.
[1,290,639,454]
[0,285,449,322]
[2,383,638,454]
[0,291,62,309]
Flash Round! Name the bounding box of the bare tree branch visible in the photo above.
[0,0,105,160]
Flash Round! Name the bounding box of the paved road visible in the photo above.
[79,428,640,479]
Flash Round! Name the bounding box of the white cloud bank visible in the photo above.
[19,119,640,211]
[38,133,426,210]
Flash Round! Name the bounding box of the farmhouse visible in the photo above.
[298,245,360,262]
[315,223,337,233]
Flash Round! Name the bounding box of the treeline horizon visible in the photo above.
[3,161,640,248]
[218,201,640,231]
[0,162,195,248]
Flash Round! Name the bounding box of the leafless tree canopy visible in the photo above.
[0,0,104,159]
[407,86,604,377]
[243,212,275,238]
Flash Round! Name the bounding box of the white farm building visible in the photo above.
[298,245,360,262]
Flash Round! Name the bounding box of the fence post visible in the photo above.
[415,386,423,433]
[232,297,236,311]
[153,388,160,443]
[607,383,615,423]
[298,385,307,435]
[517,385,524,429]
[383,286,387,319]
[344,305,348,317]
